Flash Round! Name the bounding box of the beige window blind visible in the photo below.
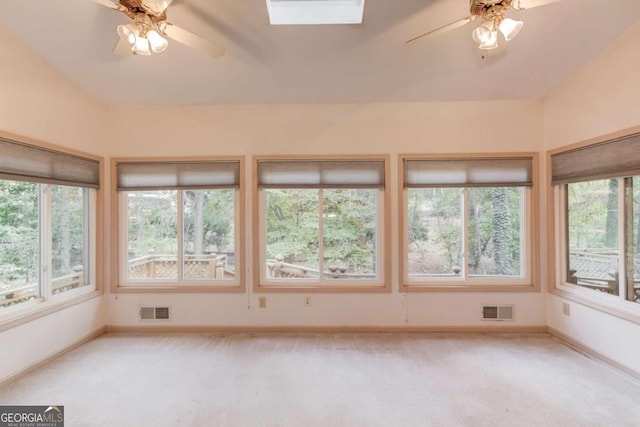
[404,157,533,188]
[0,137,100,188]
[551,132,640,185]
[117,161,240,191]
[257,159,385,188]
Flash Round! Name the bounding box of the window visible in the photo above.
[0,137,99,315]
[402,155,535,289]
[116,159,242,289]
[256,158,389,290]
[552,132,640,306]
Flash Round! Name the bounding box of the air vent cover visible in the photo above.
[482,305,514,321]
[139,306,171,321]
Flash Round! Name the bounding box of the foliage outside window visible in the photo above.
[407,187,525,281]
[124,189,236,282]
[116,160,241,288]
[403,156,533,287]
[0,137,98,315]
[564,177,639,304]
[551,131,640,306]
[0,181,94,310]
[257,159,386,287]
[264,188,378,281]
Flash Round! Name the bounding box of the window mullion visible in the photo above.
[178,190,184,283]
[616,177,626,300]
[562,184,571,285]
[623,177,634,301]
[520,188,527,278]
[318,189,324,282]
[40,185,52,301]
[120,193,129,284]
[462,188,469,281]
[83,188,91,286]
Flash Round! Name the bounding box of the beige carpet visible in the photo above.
[1,332,639,426]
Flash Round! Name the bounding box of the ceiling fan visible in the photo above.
[91,0,225,58]
[407,0,564,53]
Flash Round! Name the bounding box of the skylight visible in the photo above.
[266,0,365,25]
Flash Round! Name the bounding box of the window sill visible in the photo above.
[402,283,539,292]
[115,284,244,293]
[0,289,102,332]
[551,284,640,325]
[256,283,390,293]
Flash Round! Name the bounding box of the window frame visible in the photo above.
[400,153,539,292]
[548,127,640,323]
[253,155,391,293]
[0,131,103,330]
[112,157,245,293]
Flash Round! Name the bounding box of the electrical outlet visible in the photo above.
[562,302,570,316]
[258,297,267,308]
[304,296,311,307]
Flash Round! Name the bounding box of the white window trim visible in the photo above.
[403,187,532,288]
[118,190,241,288]
[257,188,386,289]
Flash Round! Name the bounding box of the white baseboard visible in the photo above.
[547,326,640,381]
[106,324,548,334]
[0,326,107,388]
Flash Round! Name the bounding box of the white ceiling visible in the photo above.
[1,0,639,105]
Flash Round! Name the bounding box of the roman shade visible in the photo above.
[551,132,640,185]
[404,157,533,188]
[257,159,385,188]
[117,161,240,191]
[0,137,100,188]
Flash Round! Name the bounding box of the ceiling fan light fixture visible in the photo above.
[147,29,168,53]
[117,23,137,46]
[132,35,152,55]
[471,21,493,44]
[478,29,499,50]
[499,17,523,41]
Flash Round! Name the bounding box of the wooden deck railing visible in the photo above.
[127,252,231,279]
[0,266,85,308]
[266,255,375,280]
[568,250,640,302]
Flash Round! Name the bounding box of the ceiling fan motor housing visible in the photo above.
[470,0,513,19]
[120,0,167,22]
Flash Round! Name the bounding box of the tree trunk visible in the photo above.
[57,186,72,275]
[60,208,71,274]
[468,192,480,273]
[194,191,204,255]
[605,179,618,248]
[492,187,511,275]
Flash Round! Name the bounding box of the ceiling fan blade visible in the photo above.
[113,37,133,55]
[162,22,226,58]
[514,0,564,9]
[142,0,174,15]
[406,15,476,45]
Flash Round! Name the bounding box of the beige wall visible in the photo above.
[544,20,640,373]
[0,26,107,383]
[109,101,542,156]
[106,100,547,328]
[544,20,640,150]
[0,25,107,155]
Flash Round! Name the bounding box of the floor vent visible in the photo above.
[482,305,514,321]
[140,306,170,321]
